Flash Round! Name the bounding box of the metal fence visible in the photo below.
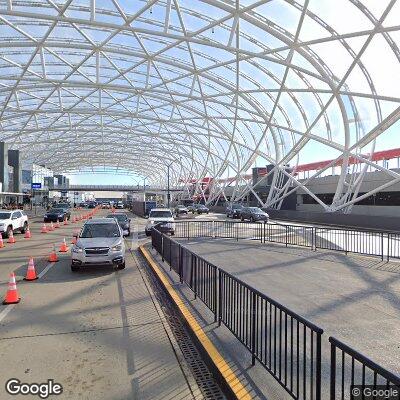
[173,220,400,262]
[329,337,400,400]
[150,226,400,400]
[219,270,323,400]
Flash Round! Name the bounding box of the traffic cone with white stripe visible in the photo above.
[24,257,38,281]
[55,220,60,229]
[0,232,4,248]
[59,238,68,253]
[3,273,20,304]
[49,222,54,231]
[8,231,16,244]
[41,223,48,233]
[24,227,31,239]
[48,244,59,262]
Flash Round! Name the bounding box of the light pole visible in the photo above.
[143,177,146,201]
[167,161,173,209]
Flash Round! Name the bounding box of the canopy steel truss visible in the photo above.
[1,0,400,212]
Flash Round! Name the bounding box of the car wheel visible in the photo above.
[118,262,126,270]
[71,265,80,272]
[5,225,12,238]
[171,232,175,236]
[20,221,28,233]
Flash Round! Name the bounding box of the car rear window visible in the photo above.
[150,211,172,218]
[81,223,120,238]
[0,212,11,219]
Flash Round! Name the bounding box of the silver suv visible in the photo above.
[71,218,126,271]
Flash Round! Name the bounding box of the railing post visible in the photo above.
[316,332,322,400]
[179,245,183,283]
[330,341,336,400]
[381,232,384,261]
[387,233,391,262]
[251,290,256,366]
[161,234,164,262]
[285,225,288,247]
[263,221,266,244]
[213,267,217,322]
[169,238,172,271]
[218,269,222,326]
[345,230,348,255]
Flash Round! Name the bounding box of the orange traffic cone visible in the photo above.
[8,231,16,244]
[24,257,38,281]
[0,232,4,248]
[48,245,59,262]
[55,220,60,229]
[24,227,31,239]
[41,223,48,233]
[63,218,68,226]
[72,216,76,224]
[49,222,54,231]
[3,273,20,304]
[59,238,69,253]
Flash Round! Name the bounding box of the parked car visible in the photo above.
[116,201,124,209]
[87,201,96,209]
[71,218,125,271]
[0,210,29,238]
[44,207,71,222]
[240,207,269,222]
[102,202,111,209]
[226,203,244,219]
[145,208,175,236]
[106,213,130,236]
[174,205,188,215]
[186,204,196,213]
[191,204,209,214]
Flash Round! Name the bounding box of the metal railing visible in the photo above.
[152,226,323,399]
[173,220,400,262]
[329,337,400,400]
[219,270,323,400]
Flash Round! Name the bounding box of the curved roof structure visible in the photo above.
[1,0,400,211]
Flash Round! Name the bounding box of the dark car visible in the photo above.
[107,213,131,236]
[175,205,188,215]
[191,204,209,214]
[44,207,71,222]
[226,203,244,219]
[240,207,269,222]
[88,202,96,209]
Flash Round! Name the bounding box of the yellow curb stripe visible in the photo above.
[139,245,252,400]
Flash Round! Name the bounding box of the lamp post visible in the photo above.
[167,161,173,209]
[143,177,146,201]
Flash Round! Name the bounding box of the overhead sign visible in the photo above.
[31,183,42,189]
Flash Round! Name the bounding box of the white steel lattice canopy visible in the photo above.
[1,0,400,211]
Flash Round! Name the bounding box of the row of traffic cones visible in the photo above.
[0,228,31,248]
[3,237,73,304]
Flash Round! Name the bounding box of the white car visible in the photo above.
[0,210,29,237]
[145,208,175,236]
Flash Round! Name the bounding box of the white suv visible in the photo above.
[145,208,175,236]
[0,210,29,237]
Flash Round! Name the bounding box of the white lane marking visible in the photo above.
[0,303,16,323]
[38,262,56,279]
[0,262,56,323]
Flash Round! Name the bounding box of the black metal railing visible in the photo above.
[329,337,400,400]
[150,226,400,400]
[172,220,400,262]
[219,270,323,400]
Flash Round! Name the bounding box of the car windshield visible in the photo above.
[80,223,120,238]
[250,207,263,213]
[150,211,172,218]
[108,214,127,222]
[0,212,11,219]
[49,208,63,213]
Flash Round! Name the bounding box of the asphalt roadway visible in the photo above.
[0,209,202,400]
